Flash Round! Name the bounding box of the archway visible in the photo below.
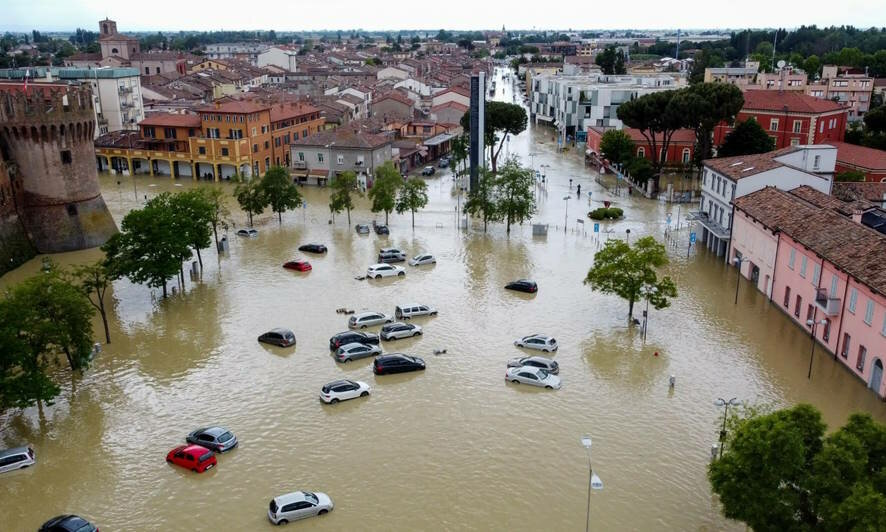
[870,359,883,396]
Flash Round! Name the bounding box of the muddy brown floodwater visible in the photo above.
[2,68,885,531]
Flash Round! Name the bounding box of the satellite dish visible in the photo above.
[777,60,786,69]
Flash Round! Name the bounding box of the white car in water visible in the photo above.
[408,253,436,266]
[380,322,422,340]
[320,380,371,403]
[505,366,561,389]
[367,263,405,279]
[349,311,394,329]
[268,491,333,525]
[514,334,558,352]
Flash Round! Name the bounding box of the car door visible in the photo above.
[528,338,543,349]
[293,500,316,520]
[353,345,370,360]
[0,454,24,473]
[340,383,359,400]
[519,371,539,386]
[197,434,216,449]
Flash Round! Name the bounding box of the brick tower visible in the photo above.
[0,82,117,253]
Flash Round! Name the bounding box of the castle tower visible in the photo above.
[0,83,117,253]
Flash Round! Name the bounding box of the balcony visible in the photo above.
[118,86,132,94]
[815,288,841,316]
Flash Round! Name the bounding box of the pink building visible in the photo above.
[731,186,886,397]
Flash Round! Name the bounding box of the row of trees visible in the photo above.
[710,403,886,530]
[327,162,429,228]
[233,166,302,227]
[464,158,536,233]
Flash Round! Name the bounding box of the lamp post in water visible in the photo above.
[806,318,828,379]
[714,397,741,459]
[580,435,603,532]
[733,256,749,305]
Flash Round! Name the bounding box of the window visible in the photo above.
[145,66,150,75]
[302,129,308,138]
[841,333,851,358]
[252,127,257,136]
[788,248,796,269]
[849,287,858,313]
[318,153,324,163]
[800,256,807,278]
[812,263,821,286]
[830,275,838,297]
[784,286,791,308]
[769,118,779,131]
[819,121,825,133]
[298,152,304,162]
[637,147,645,158]
[864,299,874,325]
[221,147,229,156]
[807,304,815,323]
[198,146,206,155]
[164,127,176,139]
[144,126,156,138]
[60,150,72,164]
[156,67,160,74]
[337,154,344,165]
[823,318,831,341]
[252,144,258,153]
[790,138,800,146]
[265,157,270,170]
[857,345,867,372]
[264,141,269,149]
[813,155,821,170]
[793,120,802,133]
[794,295,802,318]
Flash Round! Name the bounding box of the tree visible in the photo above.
[102,202,186,299]
[368,162,402,225]
[450,135,468,176]
[599,130,635,166]
[396,177,429,228]
[234,180,268,227]
[617,90,688,192]
[803,54,821,78]
[718,118,776,157]
[261,166,302,224]
[0,290,60,409]
[679,83,744,171]
[199,187,230,252]
[494,158,536,233]
[584,236,677,319]
[168,190,213,270]
[461,101,528,173]
[71,261,113,344]
[865,105,886,135]
[464,169,501,232]
[709,405,886,530]
[614,49,626,74]
[836,169,866,182]
[329,171,361,225]
[595,46,618,75]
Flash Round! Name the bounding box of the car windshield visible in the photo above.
[73,524,96,532]
[304,492,319,504]
[198,451,213,462]
[537,369,550,379]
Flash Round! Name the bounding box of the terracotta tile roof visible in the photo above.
[139,113,202,128]
[196,100,268,114]
[291,127,391,149]
[734,186,886,295]
[828,141,886,171]
[66,53,102,62]
[788,185,875,215]
[742,90,847,115]
[833,182,886,203]
[269,102,320,123]
[430,101,468,112]
[624,128,695,144]
[374,91,414,107]
[703,152,785,180]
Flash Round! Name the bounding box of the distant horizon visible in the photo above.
[4,0,885,34]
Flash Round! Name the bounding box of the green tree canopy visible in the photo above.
[261,166,302,224]
[494,158,536,233]
[836,169,866,182]
[718,118,776,158]
[679,83,745,170]
[464,169,501,232]
[395,177,429,228]
[461,101,528,172]
[198,187,230,252]
[710,404,886,531]
[368,162,402,225]
[329,171,361,225]
[599,130,635,166]
[167,190,213,269]
[234,180,268,227]
[584,236,677,319]
[71,261,113,344]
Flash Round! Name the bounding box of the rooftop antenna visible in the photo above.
[771,29,778,70]
[675,29,680,60]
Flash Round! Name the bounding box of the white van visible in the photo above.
[0,446,35,474]
[395,304,438,319]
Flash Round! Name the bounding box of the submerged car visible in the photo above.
[395,304,437,319]
[320,380,371,403]
[355,224,371,234]
[258,328,296,347]
[335,342,383,363]
[408,253,436,266]
[377,248,406,263]
[236,228,258,238]
[186,427,238,453]
[329,331,380,351]
[283,260,312,272]
[298,243,327,254]
[380,322,422,340]
[505,279,538,293]
[505,366,561,389]
[374,224,390,235]
[507,356,560,375]
[373,353,426,375]
[349,312,394,329]
[166,444,217,473]
[421,166,435,176]
[0,446,35,474]
[38,515,98,532]
[268,491,333,525]
[438,156,450,168]
[514,334,558,352]
[367,263,405,279]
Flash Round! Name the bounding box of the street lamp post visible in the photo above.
[580,435,603,532]
[564,195,570,234]
[641,285,657,343]
[625,228,631,245]
[714,397,741,459]
[733,257,749,305]
[806,318,828,379]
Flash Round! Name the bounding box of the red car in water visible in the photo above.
[283,260,312,272]
[166,444,217,473]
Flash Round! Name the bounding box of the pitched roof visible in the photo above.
[269,101,320,123]
[742,90,846,115]
[833,181,886,203]
[374,91,413,107]
[196,100,268,114]
[828,141,886,172]
[139,113,202,128]
[703,152,786,180]
[292,127,391,149]
[430,101,468,112]
[734,186,886,296]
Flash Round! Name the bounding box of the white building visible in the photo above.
[529,74,684,144]
[204,43,269,65]
[0,66,144,137]
[696,145,836,258]
[257,47,298,72]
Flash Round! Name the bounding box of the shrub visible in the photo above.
[588,207,624,220]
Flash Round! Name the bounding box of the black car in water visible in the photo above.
[329,331,380,351]
[505,279,538,294]
[39,515,98,532]
[258,328,296,347]
[186,426,238,453]
[374,224,390,235]
[298,243,328,254]
[373,353,425,375]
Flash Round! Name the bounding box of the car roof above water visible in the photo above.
[0,446,30,459]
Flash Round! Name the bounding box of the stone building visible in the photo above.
[0,82,117,264]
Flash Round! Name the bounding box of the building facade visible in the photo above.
[290,128,393,186]
[807,66,874,122]
[586,127,695,166]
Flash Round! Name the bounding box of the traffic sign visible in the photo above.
[593,223,600,233]
[689,232,697,243]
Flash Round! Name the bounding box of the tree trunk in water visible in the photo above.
[99,300,111,344]
[411,210,415,229]
[248,212,253,227]
[212,223,219,252]
[506,214,511,233]
[162,282,167,298]
[63,346,75,371]
[195,246,203,270]
[278,210,282,224]
[385,211,389,225]
[628,298,635,320]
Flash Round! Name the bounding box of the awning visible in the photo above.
[308,169,329,177]
[536,114,553,122]
[423,132,455,147]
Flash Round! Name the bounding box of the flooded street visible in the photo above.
[2,68,885,531]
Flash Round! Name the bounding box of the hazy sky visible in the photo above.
[4,0,886,32]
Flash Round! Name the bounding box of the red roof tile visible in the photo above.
[742,90,846,115]
[139,113,202,128]
[828,141,886,172]
[269,102,320,123]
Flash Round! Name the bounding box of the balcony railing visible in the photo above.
[118,86,132,94]
[815,288,841,316]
